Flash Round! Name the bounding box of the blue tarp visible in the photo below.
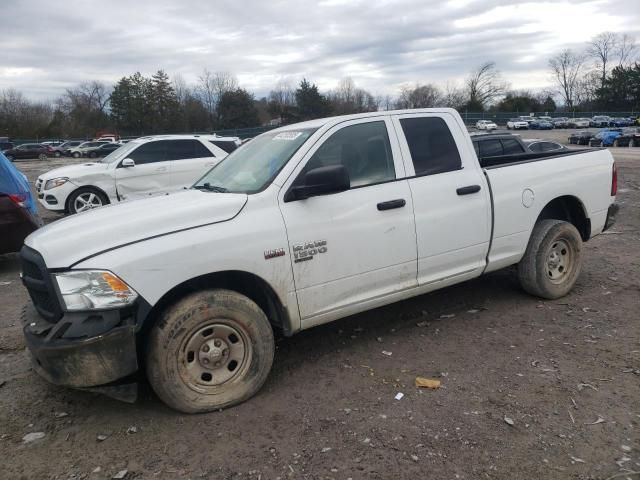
[0,152,38,216]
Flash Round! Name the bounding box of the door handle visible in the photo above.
[377,199,406,211]
[456,185,481,195]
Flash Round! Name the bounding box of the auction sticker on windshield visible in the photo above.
[273,132,303,141]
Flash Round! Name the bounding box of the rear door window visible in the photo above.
[501,138,525,154]
[166,140,214,161]
[478,139,503,157]
[210,140,238,153]
[399,117,461,176]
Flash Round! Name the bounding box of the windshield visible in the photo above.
[98,142,138,163]
[193,128,317,194]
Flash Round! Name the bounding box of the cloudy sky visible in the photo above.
[1,0,639,100]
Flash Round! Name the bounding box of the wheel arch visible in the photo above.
[140,270,294,343]
[65,185,111,213]
[535,195,591,241]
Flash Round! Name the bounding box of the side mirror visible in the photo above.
[121,158,135,168]
[285,165,350,202]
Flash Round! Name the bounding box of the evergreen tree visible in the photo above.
[295,79,331,120]
[217,88,260,129]
[150,70,179,133]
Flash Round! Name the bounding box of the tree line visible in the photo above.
[0,31,637,139]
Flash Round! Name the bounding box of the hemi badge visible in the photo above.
[264,248,286,260]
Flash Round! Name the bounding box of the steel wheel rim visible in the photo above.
[545,238,573,284]
[74,192,103,212]
[178,320,252,394]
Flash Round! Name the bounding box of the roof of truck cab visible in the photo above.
[274,107,461,132]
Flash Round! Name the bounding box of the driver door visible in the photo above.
[279,118,417,324]
[115,140,174,201]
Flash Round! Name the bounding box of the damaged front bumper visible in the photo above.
[21,302,142,402]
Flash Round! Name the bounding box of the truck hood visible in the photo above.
[40,162,109,181]
[25,190,248,268]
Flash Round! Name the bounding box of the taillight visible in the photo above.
[611,162,617,196]
[8,193,27,207]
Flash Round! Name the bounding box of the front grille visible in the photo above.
[20,246,63,323]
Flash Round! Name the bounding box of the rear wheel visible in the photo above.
[67,187,108,214]
[613,139,620,147]
[38,153,47,161]
[518,220,583,299]
[54,151,61,157]
[146,289,275,413]
[72,152,81,158]
[630,139,635,148]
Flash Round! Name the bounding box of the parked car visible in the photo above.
[20,108,618,413]
[41,140,65,147]
[569,131,595,145]
[68,141,111,158]
[54,141,83,157]
[609,117,632,127]
[589,128,624,147]
[529,118,554,130]
[476,120,498,130]
[552,117,570,128]
[36,134,241,214]
[522,139,569,153]
[590,116,611,128]
[83,143,122,158]
[612,127,640,147]
[568,118,591,128]
[3,143,52,161]
[506,118,529,130]
[0,153,41,254]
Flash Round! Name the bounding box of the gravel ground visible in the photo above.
[1,134,639,480]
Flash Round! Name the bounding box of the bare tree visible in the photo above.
[396,83,442,109]
[549,49,584,109]
[197,69,238,127]
[616,33,637,67]
[465,62,507,109]
[587,32,618,89]
[442,82,466,109]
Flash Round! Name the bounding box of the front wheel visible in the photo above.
[146,289,275,413]
[67,187,108,214]
[518,220,583,299]
[38,153,47,161]
[72,152,81,158]
[5,154,14,161]
[54,151,61,157]
[630,139,635,148]
[613,139,620,147]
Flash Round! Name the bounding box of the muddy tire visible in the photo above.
[146,289,275,413]
[518,220,583,299]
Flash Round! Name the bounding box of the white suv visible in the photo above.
[36,134,241,214]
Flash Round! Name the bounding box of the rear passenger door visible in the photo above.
[167,140,219,188]
[115,140,174,201]
[392,113,492,286]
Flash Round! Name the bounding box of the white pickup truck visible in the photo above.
[20,109,618,413]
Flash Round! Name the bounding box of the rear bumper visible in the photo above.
[603,204,619,232]
[21,302,139,389]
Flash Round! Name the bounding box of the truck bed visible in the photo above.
[480,148,593,169]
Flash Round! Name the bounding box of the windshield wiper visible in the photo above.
[194,183,228,193]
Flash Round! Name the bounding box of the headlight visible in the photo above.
[44,177,69,190]
[54,270,138,311]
